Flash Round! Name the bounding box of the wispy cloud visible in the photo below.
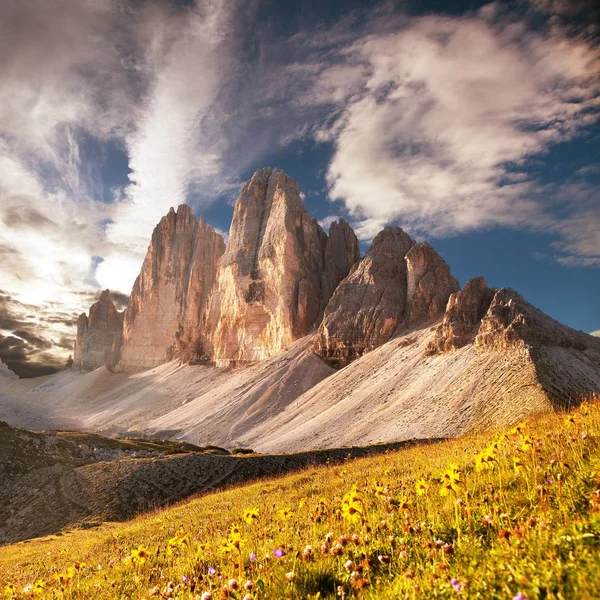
[0,0,249,372]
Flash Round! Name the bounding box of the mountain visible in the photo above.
[205,167,359,364]
[4,167,599,452]
[116,206,225,371]
[315,227,459,367]
[73,289,122,370]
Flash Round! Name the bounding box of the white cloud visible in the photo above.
[0,0,247,368]
[305,11,600,246]
[591,330,600,337]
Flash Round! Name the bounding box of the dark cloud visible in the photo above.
[42,315,79,327]
[0,333,62,378]
[0,290,35,330]
[110,291,129,311]
[11,329,54,350]
[0,289,75,377]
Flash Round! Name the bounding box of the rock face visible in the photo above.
[205,167,358,364]
[0,359,18,380]
[315,228,459,367]
[323,218,360,298]
[427,277,496,353]
[74,170,359,372]
[116,205,225,371]
[475,287,600,353]
[427,280,600,408]
[405,243,460,329]
[73,290,123,370]
[428,277,600,358]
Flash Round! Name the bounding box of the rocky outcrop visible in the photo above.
[73,290,123,370]
[475,287,600,354]
[428,278,600,358]
[427,277,495,353]
[426,281,600,408]
[323,218,360,298]
[0,359,18,380]
[116,206,225,371]
[315,228,458,367]
[205,167,358,365]
[405,243,460,329]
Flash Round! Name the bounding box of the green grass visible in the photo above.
[1,398,600,599]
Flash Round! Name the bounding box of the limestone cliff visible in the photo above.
[426,277,496,353]
[315,227,459,367]
[323,218,360,298]
[427,279,600,408]
[73,290,123,370]
[116,206,225,371]
[205,167,358,364]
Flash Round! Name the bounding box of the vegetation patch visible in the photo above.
[1,399,600,598]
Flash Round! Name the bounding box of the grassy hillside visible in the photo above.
[1,399,600,599]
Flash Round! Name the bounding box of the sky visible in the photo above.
[0,0,599,377]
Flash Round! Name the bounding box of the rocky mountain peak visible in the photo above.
[73,290,122,370]
[315,226,459,367]
[206,168,358,364]
[426,276,495,354]
[324,218,361,286]
[116,204,225,371]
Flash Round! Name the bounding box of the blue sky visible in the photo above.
[0,0,598,376]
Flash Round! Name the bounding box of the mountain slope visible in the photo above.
[0,420,431,544]
[2,283,598,452]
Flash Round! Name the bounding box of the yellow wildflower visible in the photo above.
[373,482,386,498]
[475,445,497,472]
[415,478,429,496]
[341,484,364,525]
[4,584,17,597]
[509,421,527,436]
[440,464,462,496]
[229,524,243,542]
[277,507,294,520]
[521,436,534,452]
[54,566,77,585]
[242,507,259,524]
[513,457,525,474]
[220,538,237,556]
[127,545,149,566]
[32,580,45,596]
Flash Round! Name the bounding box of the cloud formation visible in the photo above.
[296,5,600,256]
[0,0,251,374]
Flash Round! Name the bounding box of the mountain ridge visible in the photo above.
[2,166,599,450]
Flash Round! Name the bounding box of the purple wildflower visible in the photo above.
[513,593,527,600]
[250,551,257,562]
[450,578,462,592]
[181,575,189,584]
[274,548,286,558]
[208,566,216,575]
